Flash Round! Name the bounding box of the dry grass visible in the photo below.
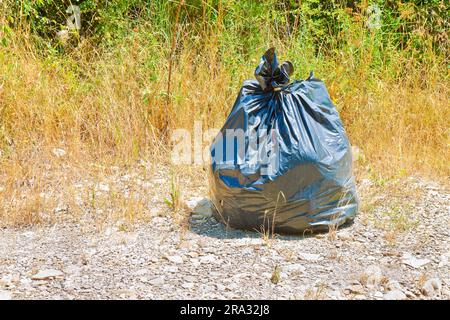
[0,14,448,227]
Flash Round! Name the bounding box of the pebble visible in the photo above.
[163,266,179,273]
[182,283,195,289]
[298,252,321,262]
[283,264,306,273]
[199,254,217,264]
[0,290,12,300]
[188,198,214,218]
[186,197,204,209]
[31,269,64,280]
[401,253,431,268]
[337,230,353,241]
[165,255,184,264]
[383,289,406,300]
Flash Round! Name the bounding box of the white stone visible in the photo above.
[283,264,306,273]
[163,266,179,273]
[186,197,204,209]
[401,252,431,268]
[182,283,195,289]
[166,255,184,264]
[0,290,12,300]
[383,289,406,300]
[373,291,384,298]
[31,269,64,280]
[199,254,217,264]
[188,198,214,218]
[298,252,321,261]
[337,230,353,241]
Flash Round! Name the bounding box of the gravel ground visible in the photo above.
[0,166,448,300]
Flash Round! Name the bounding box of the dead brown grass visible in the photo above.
[0,24,448,227]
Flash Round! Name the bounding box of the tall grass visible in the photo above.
[0,1,448,226]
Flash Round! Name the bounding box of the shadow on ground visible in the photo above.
[187,198,354,241]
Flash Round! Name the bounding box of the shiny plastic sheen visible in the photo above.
[209,48,358,234]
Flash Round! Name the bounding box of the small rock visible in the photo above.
[188,198,213,218]
[421,278,442,297]
[182,283,195,289]
[401,253,431,268]
[373,291,384,298]
[163,266,179,273]
[383,289,406,300]
[31,269,64,280]
[52,148,66,158]
[165,255,184,264]
[337,230,353,241]
[298,252,321,261]
[186,197,204,209]
[0,290,12,300]
[199,254,217,264]
[283,264,306,273]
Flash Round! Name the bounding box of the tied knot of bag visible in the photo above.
[254,47,294,92]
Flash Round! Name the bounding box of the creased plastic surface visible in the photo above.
[209,48,358,234]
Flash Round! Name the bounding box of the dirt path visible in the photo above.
[0,169,448,300]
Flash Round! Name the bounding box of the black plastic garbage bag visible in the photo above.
[209,48,358,234]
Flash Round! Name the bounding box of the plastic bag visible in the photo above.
[209,48,358,234]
